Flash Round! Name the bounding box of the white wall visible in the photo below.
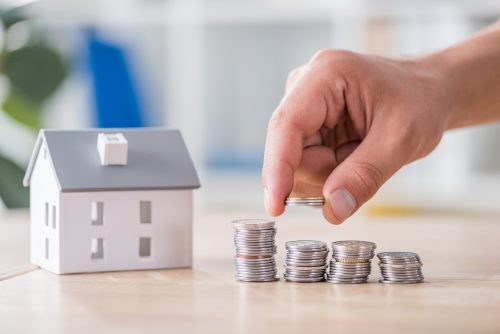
[30,141,61,273]
[59,189,192,274]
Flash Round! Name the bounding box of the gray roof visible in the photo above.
[24,128,200,192]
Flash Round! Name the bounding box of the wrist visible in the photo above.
[413,52,461,131]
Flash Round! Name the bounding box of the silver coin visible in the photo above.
[235,248,277,254]
[380,270,423,276]
[234,228,276,235]
[377,251,419,259]
[284,275,325,283]
[326,277,368,284]
[379,263,422,270]
[285,271,326,276]
[232,219,275,230]
[332,240,376,252]
[283,265,328,270]
[234,232,276,238]
[287,257,329,263]
[287,251,329,257]
[235,245,277,251]
[330,261,371,267]
[286,240,328,251]
[284,196,325,207]
[236,272,278,278]
[234,259,275,265]
[235,264,276,270]
[285,202,324,207]
[234,231,276,236]
[285,268,326,274]
[378,278,423,284]
[286,261,328,267]
[380,273,424,278]
[236,268,277,274]
[236,277,280,282]
[329,268,371,274]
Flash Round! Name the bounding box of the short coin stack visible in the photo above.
[377,252,424,284]
[232,219,278,282]
[326,240,376,284]
[284,240,329,283]
[284,196,325,206]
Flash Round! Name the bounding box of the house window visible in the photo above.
[44,202,49,226]
[140,201,152,224]
[52,205,57,229]
[91,202,104,226]
[45,238,49,260]
[91,238,104,260]
[139,237,151,258]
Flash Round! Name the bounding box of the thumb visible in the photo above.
[322,133,405,224]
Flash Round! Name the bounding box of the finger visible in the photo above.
[321,132,406,224]
[262,69,346,216]
[285,65,306,94]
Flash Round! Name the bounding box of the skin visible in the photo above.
[262,21,500,224]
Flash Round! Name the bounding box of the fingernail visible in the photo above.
[328,188,357,222]
[264,187,270,213]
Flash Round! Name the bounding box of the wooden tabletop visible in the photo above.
[1,207,500,334]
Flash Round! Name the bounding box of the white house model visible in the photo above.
[23,128,200,274]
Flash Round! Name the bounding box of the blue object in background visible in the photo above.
[86,30,145,128]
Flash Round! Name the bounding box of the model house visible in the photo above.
[23,128,200,274]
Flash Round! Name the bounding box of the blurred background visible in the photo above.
[0,0,499,215]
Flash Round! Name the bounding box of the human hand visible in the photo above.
[262,50,451,224]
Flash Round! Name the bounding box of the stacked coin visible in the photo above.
[326,240,376,284]
[284,196,324,206]
[232,219,278,282]
[284,240,329,283]
[377,252,424,284]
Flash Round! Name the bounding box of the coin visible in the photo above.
[284,239,329,283]
[377,251,424,284]
[233,219,279,282]
[326,240,376,284]
[232,219,276,230]
[284,196,325,206]
[286,240,327,250]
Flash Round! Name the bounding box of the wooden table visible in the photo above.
[1,207,500,334]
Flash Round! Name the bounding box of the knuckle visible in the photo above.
[310,49,355,66]
[311,49,334,63]
[267,111,285,132]
[350,162,384,200]
[286,67,301,84]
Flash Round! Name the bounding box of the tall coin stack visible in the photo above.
[232,219,279,282]
[283,240,329,283]
[326,240,376,284]
[377,252,424,284]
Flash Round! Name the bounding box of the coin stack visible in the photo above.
[285,196,325,206]
[377,252,424,284]
[283,240,329,283]
[232,219,278,282]
[326,240,376,284]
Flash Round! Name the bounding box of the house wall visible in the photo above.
[59,189,193,273]
[30,142,61,273]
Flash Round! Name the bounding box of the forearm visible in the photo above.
[420,21,500,129]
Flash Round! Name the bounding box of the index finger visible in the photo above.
[262,67,343,216]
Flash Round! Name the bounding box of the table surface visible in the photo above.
[1,207,500,334]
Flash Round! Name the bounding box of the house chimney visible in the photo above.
[97,133,128,166]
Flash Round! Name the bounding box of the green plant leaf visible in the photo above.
[4,45,66,104]
[0,154,29,208]
[2,87,40,129]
